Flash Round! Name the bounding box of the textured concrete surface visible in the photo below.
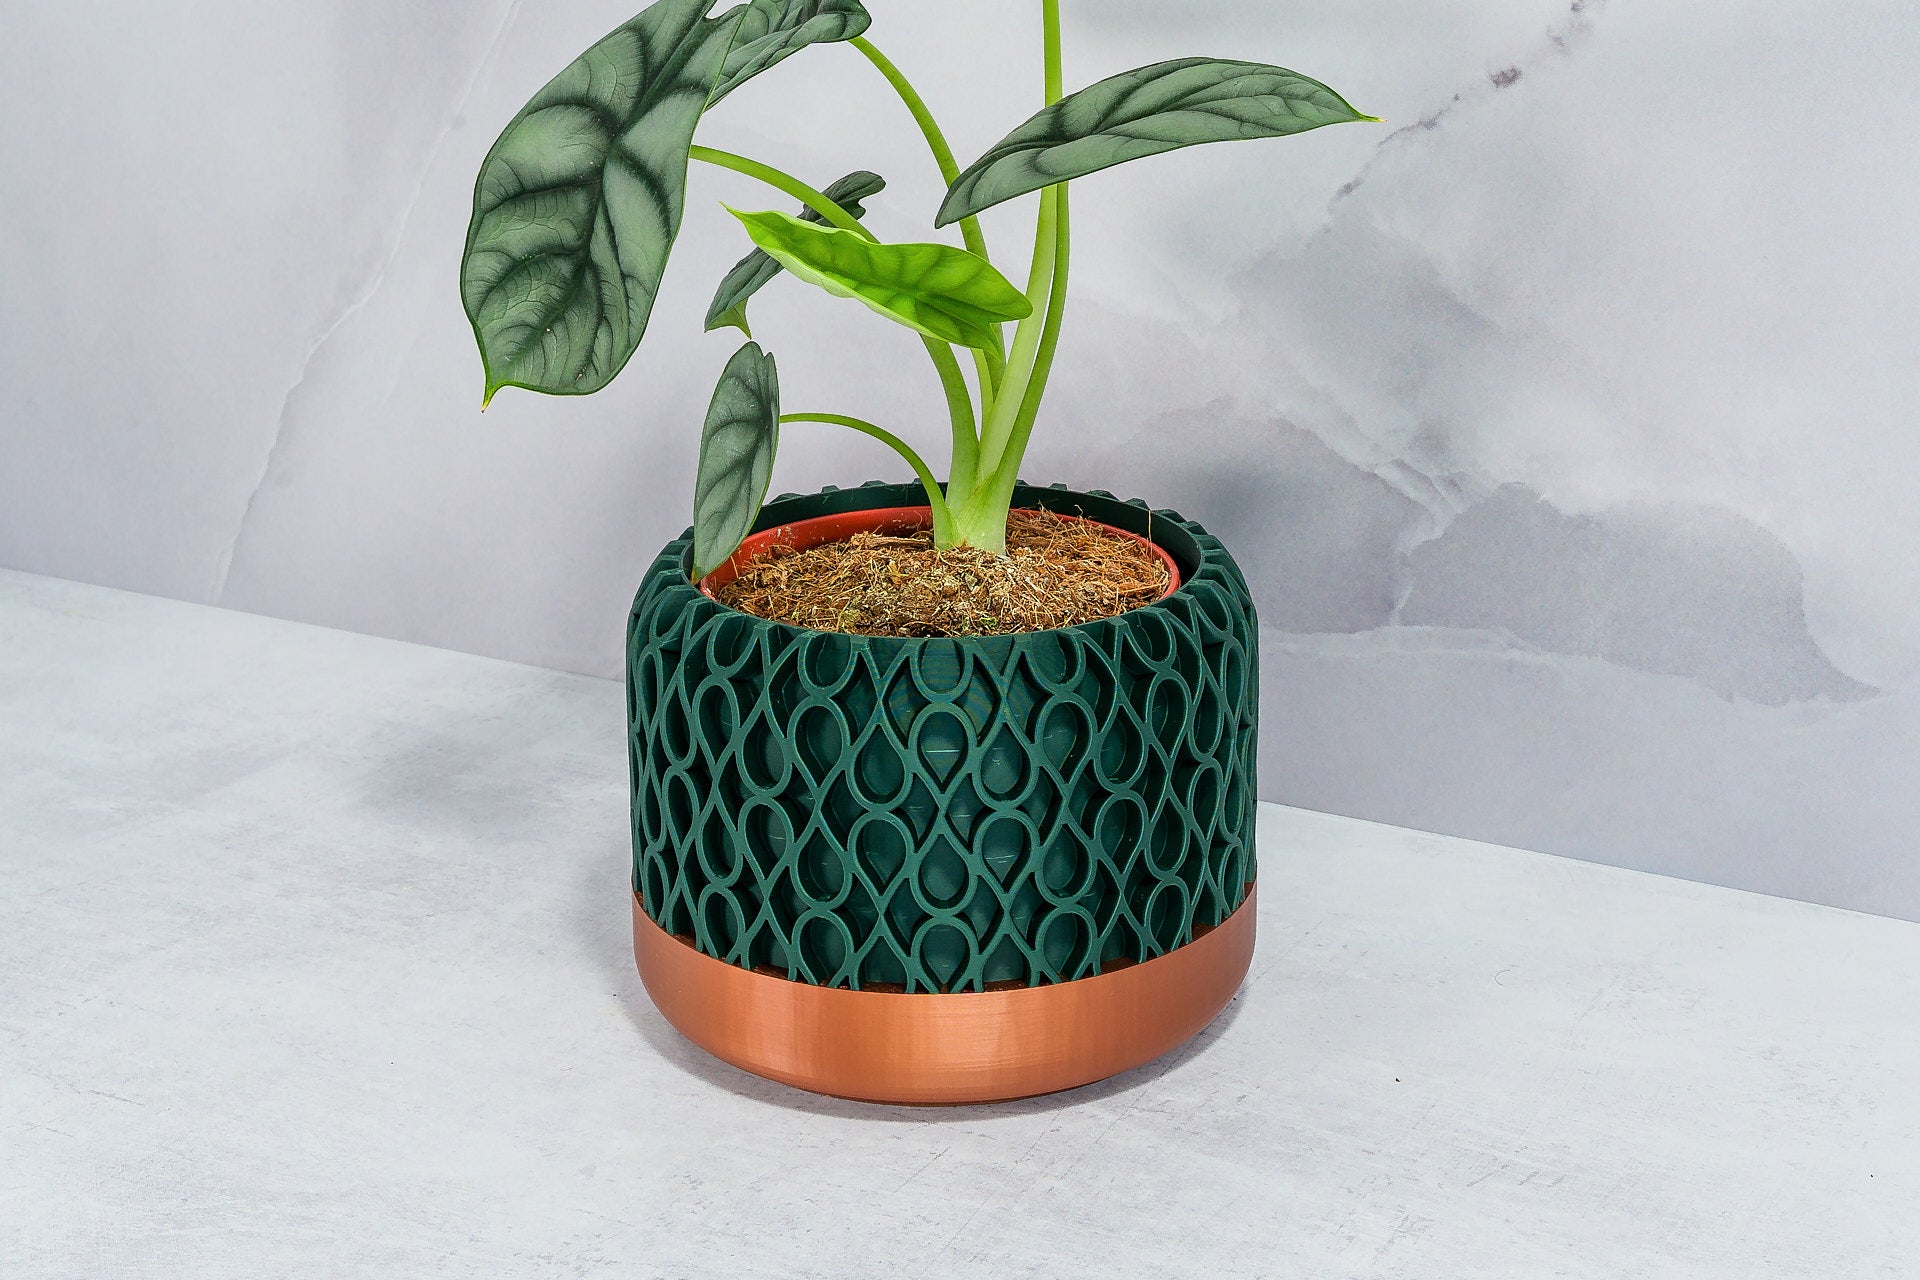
[4,570,1916,1278]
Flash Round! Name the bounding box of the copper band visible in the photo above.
[632,885,1257,1105]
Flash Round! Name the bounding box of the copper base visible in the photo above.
[632,886,1257,1105]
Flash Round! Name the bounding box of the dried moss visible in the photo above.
[713,509,1171,637]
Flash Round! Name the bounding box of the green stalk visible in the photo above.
[948,0,1067,553]
[848,35,1005,395]
[973,188,1056,482]
[927,339,980,503]
[689,144,980,513]
[781,413,954,542]
[1042,2,1064,139]
[688,145,870,236]
[982,184,1069,515]
[846,38,993,277]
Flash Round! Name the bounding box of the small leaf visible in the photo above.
[709,0,870,105]
[939,58,1376,226]
[705,170,886,336]
[726,208,1031,351]
[692,342,781,581]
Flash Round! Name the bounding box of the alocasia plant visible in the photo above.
[462,0,1374,579]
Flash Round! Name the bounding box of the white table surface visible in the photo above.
[2,567,1915,1279]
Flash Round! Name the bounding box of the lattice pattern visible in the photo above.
[628,483,1259,992]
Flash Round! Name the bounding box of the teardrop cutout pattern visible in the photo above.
[628,483,1257,993]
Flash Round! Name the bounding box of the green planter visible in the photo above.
[627,481,1259,1100]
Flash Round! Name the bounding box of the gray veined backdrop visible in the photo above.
[3,1,1916,918]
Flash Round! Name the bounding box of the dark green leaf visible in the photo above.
[462,0,871,404]
[692,341,781,580]
[709,0,870,105]
[938,58,1376,226]
[727,208,1031,351]
[705,170,886,336]
[462,0,735,404]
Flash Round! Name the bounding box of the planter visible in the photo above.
[627,482,1259,1103]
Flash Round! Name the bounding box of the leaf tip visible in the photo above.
[689,541,740,587]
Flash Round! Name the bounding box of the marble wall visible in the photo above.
[4,2,1915,918]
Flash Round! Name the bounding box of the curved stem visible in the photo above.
[847,37,990,264]
[978,341,1006,407]
[974,190,1056,481]
[848,37,1003,399]
[984,184,1069,512]
[968,0,1066,496]
[690,143,982,501]
[781,412,954,542]
[689,144,871,239]
[924,338,979,514]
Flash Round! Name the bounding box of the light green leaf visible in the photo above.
[726,207,1031,351]
[938,57,1376,226]
[692,341,781,581]
[705,170,886,336]
[709,0,870,105]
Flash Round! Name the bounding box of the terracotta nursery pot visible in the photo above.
[626,481,1259,1104]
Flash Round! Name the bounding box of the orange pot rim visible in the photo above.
[697,504,1183,601]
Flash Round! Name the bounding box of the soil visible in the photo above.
[711,509,1171,638]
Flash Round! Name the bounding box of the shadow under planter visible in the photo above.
[626,482,1260,1104]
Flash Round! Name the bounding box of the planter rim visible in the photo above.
[695,503,1182,611]
[645,481,1229,648]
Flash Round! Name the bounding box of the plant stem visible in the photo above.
[847,37,991,269]
[689,145,871,237]
[689,143,981,510]
[1042,0,1064,99]
[847,35,1004,398]
[983,183,1069,513]
[926,339,980,504]
[955,0,1067,545]
[781,413,954,542]
[974,188,1055,481]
